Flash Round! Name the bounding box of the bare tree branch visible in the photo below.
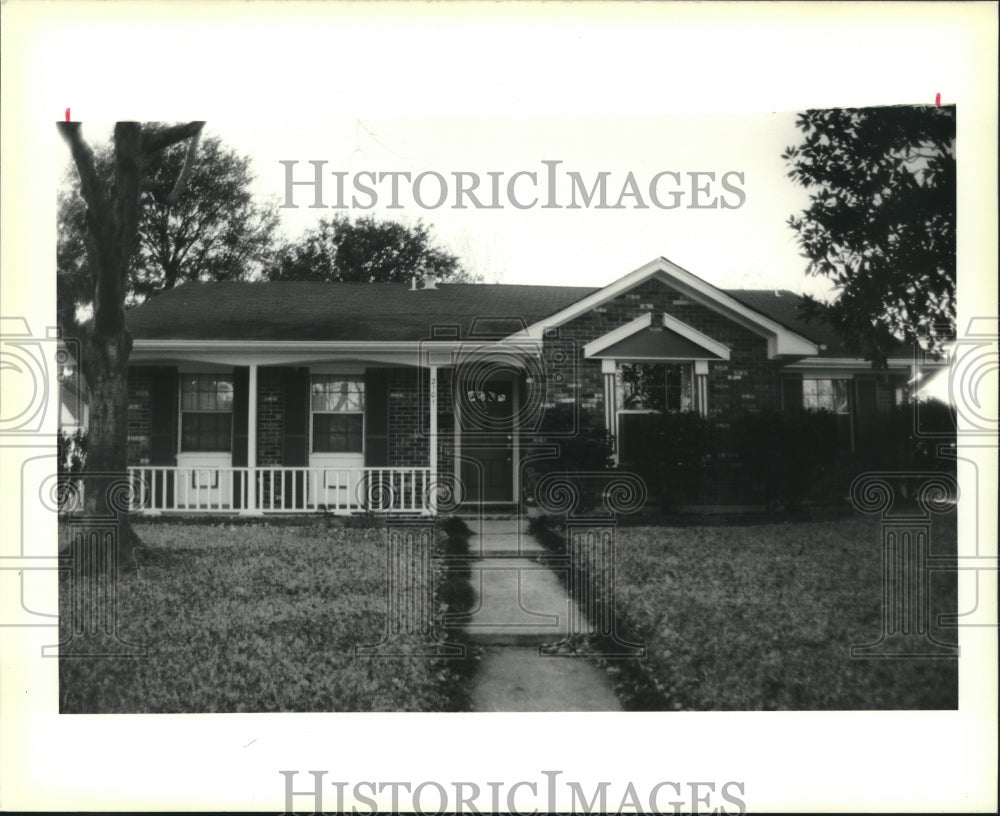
[56,122,110,237]
[141,121,206,156]
[160,127,202,206]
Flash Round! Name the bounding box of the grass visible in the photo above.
[535,513,958,710]
[58,519,473,713]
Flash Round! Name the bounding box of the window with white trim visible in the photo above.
[614,362,694,464]
[616,362,693,413]
[311,375,364,453]
[180,374,233,452]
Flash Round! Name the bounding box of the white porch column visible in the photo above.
[428,365,438,515]
[247,363,258,512]
[694,359,709,418]
[601,358,617,436]
[601,358,617,459]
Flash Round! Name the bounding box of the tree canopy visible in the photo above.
[58,133,280,331]
[783,105,956,366]
[273,214,473,283]
[59,138,475,332]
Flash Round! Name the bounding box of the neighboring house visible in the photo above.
[115,257,915,514]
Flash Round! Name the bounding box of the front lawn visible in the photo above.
[58,520,470,713]
[572,515,958,710]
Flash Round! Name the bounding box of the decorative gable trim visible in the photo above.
[661,313,732,360]
[583,313,652,356]
[517,257,819,358]
[583,312,732,361]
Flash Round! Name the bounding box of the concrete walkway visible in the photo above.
[472,646,622,711]
[449,516,622,712]
[464,517,546,557]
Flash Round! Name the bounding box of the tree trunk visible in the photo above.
[80,332,139,559]
[164,257,180,291]
[58,120,205,571]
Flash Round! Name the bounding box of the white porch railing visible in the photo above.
[126,466,432,514]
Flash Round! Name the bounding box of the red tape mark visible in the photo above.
[65,107,71,122]
[935,93,941,107]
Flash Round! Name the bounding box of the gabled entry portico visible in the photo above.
[582,312,732,460]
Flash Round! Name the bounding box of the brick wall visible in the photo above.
[388,368,425,466]
[377,367,454,477]
[126,368,152,465]
[126,366,286,469]
[436,368,455,480]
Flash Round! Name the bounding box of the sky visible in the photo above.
[65,112,836,298]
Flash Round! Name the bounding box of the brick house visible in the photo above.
[120,257,915,514]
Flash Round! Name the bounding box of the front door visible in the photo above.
[459,377,515,503]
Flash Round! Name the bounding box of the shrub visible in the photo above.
[522,405,615,513]
[528,398,957,513]
[848,397,958,506]
[621,410,716,510]
[733,410,838,511]
[865,398,957,470]
[527,514,566,554]
[437,517,475,614]
[440,515,473,540]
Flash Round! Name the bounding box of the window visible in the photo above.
[180,374,233,452]
[802,378,850,413]
[616,362,693,412]
[312,376,364,453]
[614,362,694,464]
[803,377,852,452]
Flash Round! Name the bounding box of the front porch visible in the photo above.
[126,337,538,516]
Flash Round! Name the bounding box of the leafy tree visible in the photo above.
[58,120,205,553]
[783,105,955,366]
[58,134,279,327]
[273,214,474,283]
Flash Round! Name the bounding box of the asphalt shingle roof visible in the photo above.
[126,280,883,358]
[725,289,851,356]
[126,282,600,342]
